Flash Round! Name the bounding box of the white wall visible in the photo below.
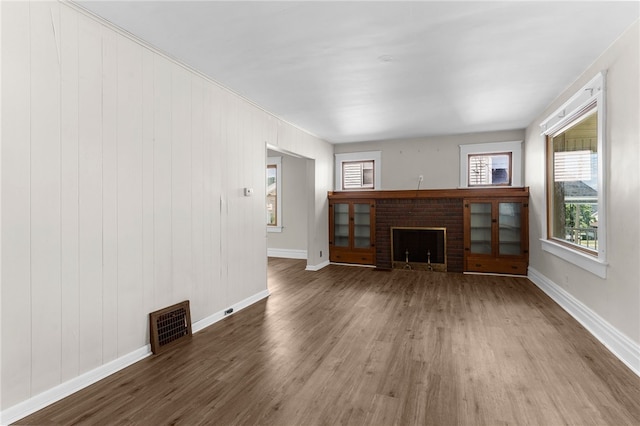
[333,129,525,190]
[524,21,639,363]
[272,123,333,268]
[0,0,332,414]
[267,151,308,255]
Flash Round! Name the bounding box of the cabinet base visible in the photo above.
[329,251,375,265]
[465,258,528,275]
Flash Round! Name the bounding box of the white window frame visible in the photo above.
[539,71,607,278]
[267,156,282,233]
[459,141,523,188]
[335,151,381,191]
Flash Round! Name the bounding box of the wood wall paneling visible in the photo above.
[152,55,173,311]
[116,34,144,356]
[190,77,206,321]
[101,26,118,365]
[60,3,80,382]
[221,93,238,306]
[234,102,268,302]
[201,84,214,315]
[1,1,323,414]
[239,104,266,298]
[30,1,62,395]
[77,13,104,374]
[141,48,155,337]
[207,84,225,315]
[1,0,32,408]
[171,65,193,306]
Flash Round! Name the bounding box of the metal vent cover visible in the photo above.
[149,300,192,354]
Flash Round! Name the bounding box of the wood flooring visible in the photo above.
[18,258,640,425]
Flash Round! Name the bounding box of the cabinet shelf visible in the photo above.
[329,200,375,265]
[464,198,528,275]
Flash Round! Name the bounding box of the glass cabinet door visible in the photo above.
[498,202,522,255]
[353,203,371,248]
[469,202,492,254]
[333,203,349,247]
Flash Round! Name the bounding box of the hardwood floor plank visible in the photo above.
[17,258,640,425]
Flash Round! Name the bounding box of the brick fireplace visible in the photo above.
[375,198,464,272]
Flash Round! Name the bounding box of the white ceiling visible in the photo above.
[74,1,638,144]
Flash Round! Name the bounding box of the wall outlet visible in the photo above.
[244,187,254,196]
[418,175,424,182]
[224,308,234,315]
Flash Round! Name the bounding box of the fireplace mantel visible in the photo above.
[328,186,529,201]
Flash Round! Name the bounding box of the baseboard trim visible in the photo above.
[1,288,271,425]
[528,266,640,377]
[1,346,152,425]
[192,289,270,333]
[305,260,330,271]
[267,248,307,259]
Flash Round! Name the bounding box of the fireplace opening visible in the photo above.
[391,227,447,271]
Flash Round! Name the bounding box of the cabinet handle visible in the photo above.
[475,263,482,267]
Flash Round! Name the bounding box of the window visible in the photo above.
[540,71,606,277]
[468,152,512,186]
[342,160,374,189]
[335,151,381,191]
[459,141,522,188]
[548,108,598,252]
[266,165,277,225]
[267,157,282,232]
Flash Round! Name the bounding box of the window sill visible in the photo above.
[267,226,282,233]
[540,238,607,278]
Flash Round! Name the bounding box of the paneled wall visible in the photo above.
[1,1,332,411]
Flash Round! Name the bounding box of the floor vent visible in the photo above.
[149,300,192,354]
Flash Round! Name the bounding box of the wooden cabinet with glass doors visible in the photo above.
[464,197,529,275]
[329,199,375,265]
